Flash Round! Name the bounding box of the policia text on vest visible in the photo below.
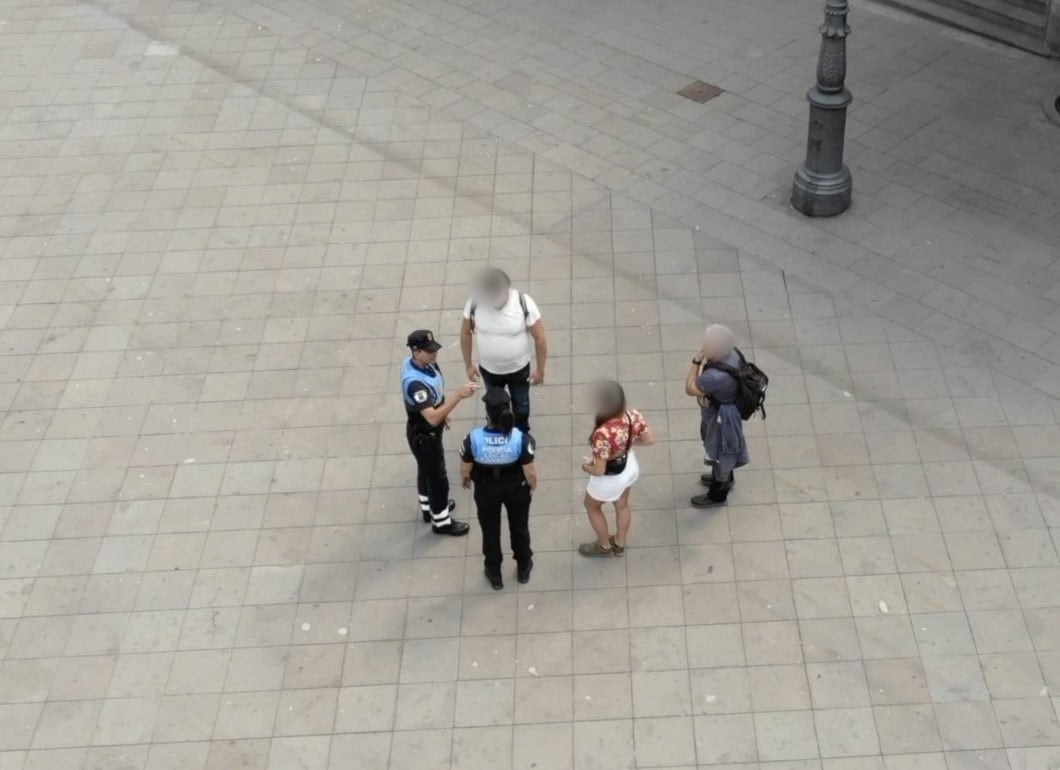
[401,329,480,537]
[460,388,537,590]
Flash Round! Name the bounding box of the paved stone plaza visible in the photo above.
[1,0,1059,767]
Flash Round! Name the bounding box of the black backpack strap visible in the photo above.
[471,294,527,330]
[704,360,741,408]
[705,360,741,379]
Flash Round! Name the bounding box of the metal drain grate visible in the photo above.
[677,80,723,104]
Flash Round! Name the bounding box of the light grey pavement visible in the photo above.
[0,0,1059,768]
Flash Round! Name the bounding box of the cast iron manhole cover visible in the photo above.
[677,80,723,104]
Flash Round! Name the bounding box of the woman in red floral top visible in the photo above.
[579,381,654,557]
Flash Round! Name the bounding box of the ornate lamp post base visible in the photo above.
[792,163,852,217]
[791,0,853,218]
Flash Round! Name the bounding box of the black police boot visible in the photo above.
[433,518,470,536]
[423,499,455,524]
[485,568,503,590]
[517,558,533,585]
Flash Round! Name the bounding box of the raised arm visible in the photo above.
[685,349,706,398]
[417,381,479,427]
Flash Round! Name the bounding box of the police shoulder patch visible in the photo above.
[413,389,428,404]
[527,441,535,456]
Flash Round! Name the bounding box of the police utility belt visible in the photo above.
[406,415,441,438]
[472,463,523,482]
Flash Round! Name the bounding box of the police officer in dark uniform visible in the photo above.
[401,329,479,536]
[459,388,538,589]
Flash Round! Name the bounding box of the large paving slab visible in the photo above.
[0,0,1058,768]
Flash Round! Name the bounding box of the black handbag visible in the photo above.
[603,413,633,476]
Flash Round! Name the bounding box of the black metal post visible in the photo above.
[791,0,853,217]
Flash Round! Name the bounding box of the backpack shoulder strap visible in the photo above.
[468,299,477,332]
[705,360,741,379]
[518,292,528,322]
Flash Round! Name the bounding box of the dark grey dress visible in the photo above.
[696,350,750,481]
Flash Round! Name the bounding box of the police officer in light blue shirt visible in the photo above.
[402,329,479,536]
[459,388,538,590]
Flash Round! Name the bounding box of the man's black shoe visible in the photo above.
[700,472,736,488]
[485,569,503,590]
[690,493,727,508]
[517,559,533,584]
[423,499,456,523]
[433,519,470,536]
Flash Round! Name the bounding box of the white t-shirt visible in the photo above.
[464,289,542,375]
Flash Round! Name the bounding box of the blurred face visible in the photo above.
[475,272,510,309]
[702,327,732,361]
[591,383,622,416]
[412,348,438,366]
[702,336,721,361]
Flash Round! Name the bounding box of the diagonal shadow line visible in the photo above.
[78,0,1058,503]
[223,0,1060,402]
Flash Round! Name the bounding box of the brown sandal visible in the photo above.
[609,537,625,556]
[578,541,613,557]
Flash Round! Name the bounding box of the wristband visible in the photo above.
[692,357,703,365]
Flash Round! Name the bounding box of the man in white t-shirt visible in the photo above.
[460,268,548,432]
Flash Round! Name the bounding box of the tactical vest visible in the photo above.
[401,358,443,430]
[469,427,525,480]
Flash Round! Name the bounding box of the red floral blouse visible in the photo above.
[590,409,649,460]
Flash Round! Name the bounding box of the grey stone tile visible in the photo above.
[807,660,871,710]
[801,618,862,662]
[814,707,880,757]
[692,713,757,764]
[874,704,942,754]
[573,719,633,770]
[856,616,920,660]
[514,723,572,770]
[922,655,990,702]
[993,697,1060,746]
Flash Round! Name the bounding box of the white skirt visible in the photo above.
[585,450,640,503]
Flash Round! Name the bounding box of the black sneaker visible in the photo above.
[422,499,456,523]
[517,559,533,584]
[485,569,503,590]
[432,519,470,536]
